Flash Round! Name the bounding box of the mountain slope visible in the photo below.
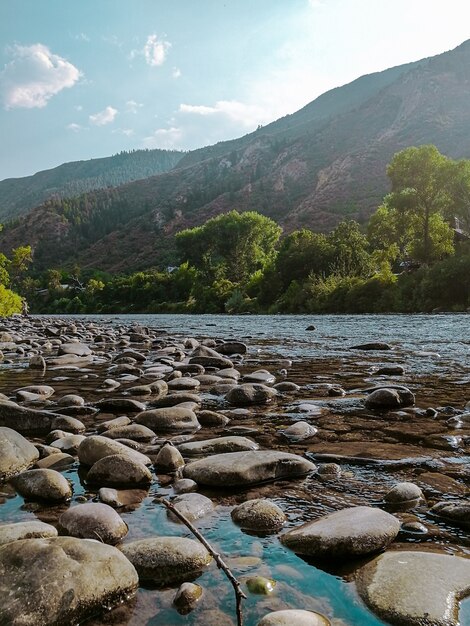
[2,40,470,272]
[0,148,184,222]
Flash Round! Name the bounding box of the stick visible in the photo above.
[158,497,246,626]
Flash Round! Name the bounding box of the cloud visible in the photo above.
[126,99,143,113]
[172,67,181,79]
[89,105,118,126]
[67,122,82,132]
[179,100,270,128]
[308,0,324,6]
[74,104,83,111]
[112,127,134,137]
[0,43,81,109]
[144,34,171,66]
[143,126,182,148]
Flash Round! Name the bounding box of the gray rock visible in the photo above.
[78,435,151,467]
[244,370,276,384]
[173,582,203,614]
[197,410,230,426]
[136,407,201,432]
[384,482,423,503]
[87,454,152,487]
[50,434,86,454]
[50,414,85,433]
[282,421,317,441]
[96,415,131,432]
[173,478,198,493]
[168,377,201,391]
[281,506,400,558]
[350,342,392,350]
[430,500,470,527]
[167,493,214,523]
[0,427,39,481]
[178,436,259,456]
[0,400,54,434]
[217,342,247,355]
[98,487,148,508]
[13,468,72,501]
[232,498,286,531]
[365,387,415,409]
[101,423,156,442]
[258,610,331,625]
[226,383,278,406]
[35,452,75,470]
[0,521,58,546]
[58,394,85,406]
[58,342,92,356]
[0,537,138,625]
[356,550,470,626]
[121,536,212,585]
[273,381,301,392]
[59,502,128,544]
[184,450,316,487]
[155,443,185,471]
[96,398,146,413]
[150,392,202,408]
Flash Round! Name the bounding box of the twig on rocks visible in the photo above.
[158,497,246,626]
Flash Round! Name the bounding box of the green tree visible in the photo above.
[327,220,372,277]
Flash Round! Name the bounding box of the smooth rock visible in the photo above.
[87,454,152,487]
[13,468,72,501]
[155,443,185,471]
[0,427,39,481]
[232,498,286,531]
[258,610,331,626]
[59,502,128,544]
[173,582,203,614]
[98,487,148,508]
[101,424,156,442]
[226,383,278,406]
[78,435,151,467]
[178,436,259,456]
[384,482,423,503]
[430,500,470,527]
[136,407,201,432]
[0,521,58,546]
[167,492,214,523]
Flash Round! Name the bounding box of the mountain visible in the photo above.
[0,149,184,222]
[2,39,470,273]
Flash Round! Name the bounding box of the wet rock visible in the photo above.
[356,550,470,626]
[244,369,276,384]
[0,400,55,434]
[281,506,400,558]
[150,392,202,408]
[0,537,138,625]
[217,341,247,355]
[155,443,185,471]
[168,377,201,391]
[384,482,423,504]
[96,415,131,432]
[178,436,259,456]
[375,365,405,375]
[136,407,201,432]
[273,381,301,393]
[216,367,241,380]
[96,398,146,413]
[246,576,276,595]
[424,433,463,450]
[429,501,470,528]
[121,536,212,585]
[59,502,128,544]
[87,454,152,487]
[29,354,46,370]
[317,463,342,479]
[98,487,148,508]
[50,434,86,454]
[350,342,392,350]
[226,383,278,406]
[0,427,39,481]
[258,610,331,625]
[173,582,203,614]
[173,478,198,493]
[58,394,85,406]
[35,452,75,470]
[416,472,467,497]
[232,498,286,531]
[365,387,415,409]
[197,409,230,426]
[0,520,58,546]
[58,342,92,356]
[78,435,151,467]
[184,451,316,487]
[101,424,156,442]
[282,421,317,441]
[16,384,55,401]
[13,468,72,501]
[50,414,85,433]
[167,493,214,522]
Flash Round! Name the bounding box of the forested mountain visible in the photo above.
[0,149,184,222]
[2,40,470,272]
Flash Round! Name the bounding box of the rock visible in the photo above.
[384,482,423,504]
[29,355,46,370]
[58,394,85,406]
[50,434,86,454]
[0,427,39,481]
[246,576,276,594]
[0,521,58,546]
[59,502,128,544]
[217,341,247,355]
[168,377,201,390]
[15,384,55,401]
[58,342,92,356]
[155,443,185,471]
[87,454,152,487]
[0,400,55,434]
[96,398,146,413]
[365,387,415,409]
[150,392,202,408]
[101,424,156,442]
[305,325,316,331]
[232,498,286,531]
[13,468,72,501]
[173,582,203,614]
[136,407,201,432]
[317,463,342,479]
[78,435,151,467]
[173,478,198,493]
[197,410,230,426]
[0,537,138,625]
[282,421,317,441]
[178,436,259,456]
[168,492,214,523]
[98,487,148,508]
[121,537,212,585]
[273,381,301,392]
[281,506,400,558]
[216,367,241,380]
[244,369,276,384]
[50,414,85,433]
[258,610,331,625]
[96,415,131,432]
[356,550,470,626]
[375,365,405,375]
[350,342,392,350]
[184,451,316,487]
[35,452,75,470]
[429,500,470,528]
[226,383,278,406]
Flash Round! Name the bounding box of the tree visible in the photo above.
[175,210,282,283]
[386,145,455,263]
[327,220,372,277]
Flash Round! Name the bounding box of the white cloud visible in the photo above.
[308,0,324,7]
[172,67,181,79]
[126,99,143,113]
[67,122,82,132]
[0,43,81,109]
[113,127,134,137]
[143,126,182,148]
[74,32,90,42]
[179,100,270,128]
[89,105,118,126]
[144,34,171,66]
[74,104,83,111]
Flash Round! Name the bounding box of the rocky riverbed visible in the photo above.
[0,314,469,626]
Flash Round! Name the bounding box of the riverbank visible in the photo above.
[0,314,469,625]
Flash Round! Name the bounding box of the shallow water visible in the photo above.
[1,314,469,625]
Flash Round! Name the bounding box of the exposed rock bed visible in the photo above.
[0,314,468,626]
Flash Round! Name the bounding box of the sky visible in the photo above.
[1,0,470,180]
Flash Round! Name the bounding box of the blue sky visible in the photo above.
[1,0,470,179]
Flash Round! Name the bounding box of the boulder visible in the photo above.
[178,436,259,456]
[184,451,316,487]
[231,498,286,531]
[0,427,39,481]
[86,454,152,487]
[59,502,128,545]
[356,550,470,626]
[121,536,212,585]
[281,506,400,558]
[384,482,423,504]
[365,387,415,409]
[0,537,138,625]
[0,521,58,546]
[155,443,185,471]
[78,435,151,467]
[226,384,278,406]
[13,468,72,501]
[0,400,54,434]
[136,407,200,432]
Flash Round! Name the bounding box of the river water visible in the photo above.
[1,314,469,625]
